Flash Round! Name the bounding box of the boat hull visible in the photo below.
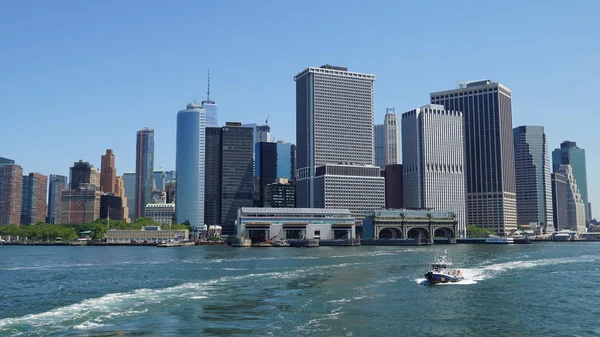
[424,272,464,284]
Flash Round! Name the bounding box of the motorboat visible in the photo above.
[485,235,514,244]
[424,250,464,284]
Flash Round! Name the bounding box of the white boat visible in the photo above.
[424,250,464,284]
[485,235,514,244]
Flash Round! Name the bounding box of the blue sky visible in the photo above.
[1,1,599,212]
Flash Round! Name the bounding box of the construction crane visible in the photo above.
[265,115,270,126]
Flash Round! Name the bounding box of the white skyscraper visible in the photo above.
[402,104,466,236]
[295,65,383,220]
[556,164,586,233]
[374,124,385,168]
[383,108,400,165]
[175,103,206,236]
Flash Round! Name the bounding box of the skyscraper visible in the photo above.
[257,142,277,207]
[115,175,130,223]
[0,164,23,225]
[47,174,68,224]
[384,108,400,165]
[402,104,466,236]
[243,123,271,176]
[555,164,586,233]
[0,157,15,166]
[202,70,218,127]
[70,160,94,190]
[135,128,154,219]
[20,173,48,225]
[276,141,295,180]
[100,149,116,193]
[295,64,377,210]
[60,186,102,225]
[552,141,589,227]
[383,164,403,209]
[205,127,222,226]
[153,168,167,192]
[513,126,553,232]
[374,124,385,168]
[122,172,136,221]
[431,80,517,235]
[176,104,205,233]
[551,172,568,231]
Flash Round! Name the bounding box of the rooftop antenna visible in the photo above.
[206,69,211,101]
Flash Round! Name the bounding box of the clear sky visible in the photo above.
[1,0,599,213]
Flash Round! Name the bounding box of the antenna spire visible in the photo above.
[207,69,211,101]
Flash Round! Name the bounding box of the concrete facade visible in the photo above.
[0,164,23,225]
[60,186,102,224]
[100,149,116,193]
[363,209,459,241]
[106,228,188,242]
[384,108,400,165]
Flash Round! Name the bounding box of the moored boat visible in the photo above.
[485,235,514,244]
[424,250,464,284]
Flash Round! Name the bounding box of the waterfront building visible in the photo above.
[384,108,400,165]
[70,160,96,190]
[430,80,517,235]
[106,227,188,243]
[47,174,68,224]
[100,149,116,193]
[313,164,384,223]
[555,164,586,233]
[176,104,205,234]
[383,164,403,209]
[374,124,385,169]
[276,141,295,180]
[204,122,253,236]
[0,164,23,225]
[552,141,589,227]
[265,177,296,208]
[257,142,277,207]
[402,104,466,236]
[513,126,553,232]
[145,193,176,226]
[551,172,568,231]
[362,209,459,240]
[236,207,356,242]
[20,173,48,225]
[135,128,155,219]
[295,65,377,211]
[60,185,102,224]
[122,172,136,221]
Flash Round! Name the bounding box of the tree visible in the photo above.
[466,225,494,238]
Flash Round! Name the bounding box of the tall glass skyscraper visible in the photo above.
[431,80,517,235]
[135,128,154,219]
[552,141,589,227]
[176,103,206,234]
[513,126,553,232]
[374,124,385,168]
[276,141,295,180]
[202,70,218,127]
[47,174,67,224]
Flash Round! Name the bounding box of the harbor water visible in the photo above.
[1,243,599,336]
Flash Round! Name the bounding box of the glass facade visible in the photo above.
[276,141,294,180]
[258,142,277,207]
[135,128,154,218]
[202,102,218,127]
[47,174,67,224]
[176,104,206,233]
[551,141,589,226]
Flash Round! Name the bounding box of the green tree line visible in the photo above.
[466,225,495,238]
[0,217,190,241]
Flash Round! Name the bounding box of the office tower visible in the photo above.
[176,104,205,233]
[266,177,296,208]
[402,104,466,236]
[153,168,167,192]
[145,192,176,226]
[0,157,15,166]
[257,142,277,207]
[100,149,116,193]
[165,180,176,204]
[513,126,553,232]
[60,185,102,224]
[384,108,400,165]
[90,168,100,189]
[295,65,377,213]
[122,172,136,221]
[20,173,48,225]
[47,174,67,224]
[555,164,586,233]
[0,164,23,225]
[165,170,176,183]
[313,164,385,221]
[552,141,589,227]
[431,80,516,235]
[374,124,385,168]
[204,123,253,235]
[276,141,295,180]
[70,160,94,190]
[243,123,271,176]
[115,176,130,223]
[100,194,125,221]
[135,127,155,219]
[551,172,568,231]
[383,164,403,209]
[202,70,219,127]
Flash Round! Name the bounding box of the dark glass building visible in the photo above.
[0,157,15,166]
[204,123,253,236]
[551,141,589,227]
[135,128,155,219]
[266,178,296,208]
[257,142,277,207]
[70,160,93,190]
[430,80,517,235]
[100,194,124,221]
[47,174,68,224]
[383,164,403,209]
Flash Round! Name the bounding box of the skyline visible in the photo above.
[1,1,599,210]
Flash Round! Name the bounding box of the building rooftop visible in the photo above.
[240,207,353,216]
